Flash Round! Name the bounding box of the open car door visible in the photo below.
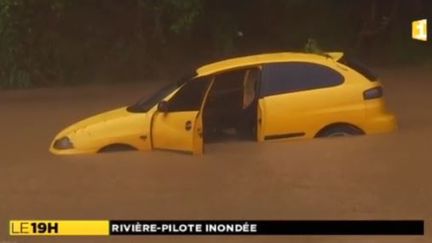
[151,77,211,154]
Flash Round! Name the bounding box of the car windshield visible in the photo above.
[127,73,195,113]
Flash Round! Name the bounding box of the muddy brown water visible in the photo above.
[1,68,431,242]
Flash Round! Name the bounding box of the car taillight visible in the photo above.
[363,86,383,100]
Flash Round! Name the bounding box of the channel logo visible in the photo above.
[412,19,427,41]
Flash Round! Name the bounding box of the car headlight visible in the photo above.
[53,136,74,150]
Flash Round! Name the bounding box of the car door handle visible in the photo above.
[185,121,192,131]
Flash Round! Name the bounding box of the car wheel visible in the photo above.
[316,124,364,138]
[98,144,137,153]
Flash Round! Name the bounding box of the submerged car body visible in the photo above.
[50,52,397,155]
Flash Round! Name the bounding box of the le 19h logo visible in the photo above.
[412,19,427,41]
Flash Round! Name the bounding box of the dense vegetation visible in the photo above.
[0,0,431,88]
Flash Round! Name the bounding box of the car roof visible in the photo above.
[196,52,344,77]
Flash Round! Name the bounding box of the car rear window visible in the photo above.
[338,56,378,81]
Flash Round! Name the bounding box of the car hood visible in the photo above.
[55,107,138,138]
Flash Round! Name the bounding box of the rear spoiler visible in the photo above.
[326,52,344,61]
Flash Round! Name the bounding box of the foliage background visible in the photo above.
[0,0,431,88]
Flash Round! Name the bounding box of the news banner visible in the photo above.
[9,220,423,236]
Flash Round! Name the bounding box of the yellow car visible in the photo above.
[50,52,397,155]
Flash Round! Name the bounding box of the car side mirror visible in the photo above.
[157,101,170,113]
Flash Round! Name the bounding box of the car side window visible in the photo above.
[206,68,260,111]
[260,62,344,97]
[209,70,244,97]
[167,76,211,112]
[241,69,257,109]
[205,70,245,111]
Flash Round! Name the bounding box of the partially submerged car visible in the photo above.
[50,52,397,155]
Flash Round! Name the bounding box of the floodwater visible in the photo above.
[0,67,431,242]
